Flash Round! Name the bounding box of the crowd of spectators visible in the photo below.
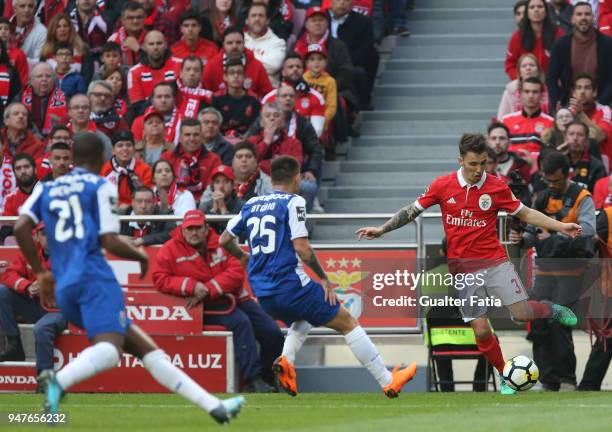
[0,0,411,393]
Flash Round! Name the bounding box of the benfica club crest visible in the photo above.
[325,256,368,319]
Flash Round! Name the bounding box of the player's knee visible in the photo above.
[472,322,492,340]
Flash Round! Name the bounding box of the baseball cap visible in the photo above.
[111,130,134,146]
[182,209,207,228]
[143,106,164,123]
[211,165,235,182]
[306,7,327,20]
[305,44,327,59]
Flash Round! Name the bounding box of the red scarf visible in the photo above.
[21,85,67,136]
[144,0,165,28]
[176,79,212,118]
[174,146,207,195]
[236,169,261,199]
[9,16,35,49]
[114,26,146,65]
[280,0,293,23]
[294,30,329,59]
[154,182,180,208]
[114,98,128,117]
[0,65,10,108]
[43,0,68,26]
[0,154,15,214]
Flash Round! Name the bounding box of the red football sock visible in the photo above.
[475,333,506,373]
[527,300,552,319]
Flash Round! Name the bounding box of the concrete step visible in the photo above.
[398,34,507,46]
[393,44,505,59]
[373,95,500,110]
[351,135,461,147]
[322,186,427,200]
[348,145,457,160]
[380,69,505,85]
[361,109,493,121]
[339,160,457,173]
[409,8,511,21]
[385,58,503,70]
[335,171,443,187]
[409,19,514,34]
[375,84,501,97]
[359,119,487,136]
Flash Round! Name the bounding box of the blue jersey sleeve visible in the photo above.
[226,209,246,238]
[18,182,44,224]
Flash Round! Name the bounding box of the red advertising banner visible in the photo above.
[0,362,38,392]
[0,246,419,331]
[53,333,233,393]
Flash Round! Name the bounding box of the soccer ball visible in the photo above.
[502,355,539,391]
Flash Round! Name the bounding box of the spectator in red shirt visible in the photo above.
[171,10,218,65]
[88,80,129,139]
[20,63,68,139]
[498,53,549,119]
[248,101,303,175]
[175,56,213,120]
[153,209,283,392]
[131,82,183,144]
[502,77,554,154]
[108,2,148,67]
[3,153,36,217]
[0,17,27,88]
[101,67,129,118]
[132,0,180,45]
[128,30,182,107]
[203,26,273,99]
[101,131,154,212]
[593,174,612,208]
[0,102,45,159]
[569,73,612,163]
[0,226,66,375]
[505,0,563,80]
[212,58,261,138]
[161,118,222,203]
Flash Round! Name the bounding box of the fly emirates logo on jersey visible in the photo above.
[445,208,487,228]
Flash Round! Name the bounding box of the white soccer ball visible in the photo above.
[502,355,539,391]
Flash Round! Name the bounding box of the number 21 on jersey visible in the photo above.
[50,195,85,242]
[247,215,276,255]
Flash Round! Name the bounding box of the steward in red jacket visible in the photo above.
[152,210,283,392]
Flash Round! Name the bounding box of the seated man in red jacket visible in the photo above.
[152,210,284,392]
[0,225,67,378]
[247,101,303,175]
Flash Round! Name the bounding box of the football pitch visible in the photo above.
[1,392,611,431]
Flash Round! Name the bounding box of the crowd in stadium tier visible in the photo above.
[0,0,413,227]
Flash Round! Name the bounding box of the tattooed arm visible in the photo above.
[220,230,250,268]
[355,202,423,239]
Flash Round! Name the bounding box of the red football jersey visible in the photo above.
[416,170,523,269]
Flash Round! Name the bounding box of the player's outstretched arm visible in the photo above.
[14,215,56,308]
[100,234,149,278]
[293,237,336,305]
[355,202,423,240]
[516,206,583,237]
[219,231,249,268]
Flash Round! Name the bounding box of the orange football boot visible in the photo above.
[383,363,417,398]
[273,355,297,396]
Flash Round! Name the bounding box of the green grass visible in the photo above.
[0,392,610,431]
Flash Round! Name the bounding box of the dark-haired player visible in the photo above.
[220,155,417,398]
[356,133,582,394]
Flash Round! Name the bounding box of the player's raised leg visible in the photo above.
[508,299,578,327]
[326,307,416,398]
[124,324,244,424]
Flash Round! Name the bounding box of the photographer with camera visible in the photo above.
[510,151,596,391]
